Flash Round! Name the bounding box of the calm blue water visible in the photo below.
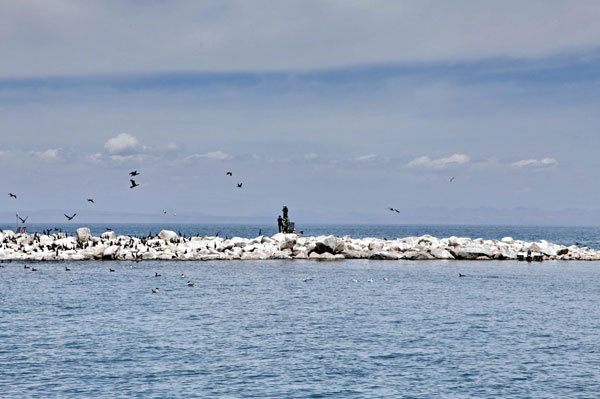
[2,223,600,249]
[1,260,600,398]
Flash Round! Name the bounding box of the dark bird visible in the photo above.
[387,207,400,213]
[65,266,71,271]
[299,231,304,235]
[64,213,77,221]
[8,193,17,199]
[449,177,455,182]
[130,179,140,189]
[31,267,38,272]
[226,172,232,176]
[162,210,167,215]
[459,273,466,278]
[258,229,262,236]
[87,198,95,203]
[109,268,115,272]
[17,215,28,223]
[129,170,139,177]
[237,183,243,188]
[155,272,161,277]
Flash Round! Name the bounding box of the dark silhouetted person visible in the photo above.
[277,216,283,233]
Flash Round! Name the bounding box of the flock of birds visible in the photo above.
[7,169,245,224]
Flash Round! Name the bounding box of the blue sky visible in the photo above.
[1,1,600,224]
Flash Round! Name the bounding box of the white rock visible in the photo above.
[158,230,178,242]
[76,227,92,243]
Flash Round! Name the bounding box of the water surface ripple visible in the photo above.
[1,260,599,398]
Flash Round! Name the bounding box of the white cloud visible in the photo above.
[304,153,318,160]
[28,148,62,162]
[104,133,141,155]
[185,151,232,162]
[407,154,470,169]
[353,154,377,162]
[511,158,559,168]
[85,152,103,164]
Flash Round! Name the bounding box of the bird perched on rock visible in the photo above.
[129,170,139,176]
[8,193,17,199]
[87,198,95,203]
[130,179,140,189]
[226,171,232,176]
[64,213,77,221]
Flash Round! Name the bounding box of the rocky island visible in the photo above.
[1,228,599,262]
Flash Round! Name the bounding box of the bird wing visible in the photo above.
[130,179,136,185]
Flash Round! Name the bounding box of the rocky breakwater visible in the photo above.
[0,229,599,261]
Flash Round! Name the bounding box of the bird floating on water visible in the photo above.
[303,277,313,282]
[64,213,77,221]
[130,179,140,189]
[367,279,374,283]
[186,281,194,287]
[65,266,71,271]
[459,273,466,278]
[180,274,185,278]
[155,272,161,277]
[152,287,159,294]
[109,268,115,272]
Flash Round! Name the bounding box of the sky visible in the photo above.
[1,1,600,225]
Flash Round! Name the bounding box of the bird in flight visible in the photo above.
[64,213,77,221]
[17,215,28,223]
[387,207,400,213]
[130,179,140,189]
[226,171,232,176]
[449,177,455,182]
[162,210,167,215]
[8,193,17,199]
[129,170,139,177]
[87,198,95,203]
[237,183,243,188]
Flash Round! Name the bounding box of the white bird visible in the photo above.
[352,279,358,283]
[186,281,194,287]
[152,287,159,294]
[383,277,388,281]
[303,276,313,282]
[180,274,185,278]
[367,279,374,283]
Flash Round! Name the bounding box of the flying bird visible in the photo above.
[8,193,17,199]
[449,177,455,182]
[226,172,232,176]
[87,198,95,203]
[130,179,140,189]
[17,215,28,223]
[162,210,167,215]
[237,183,243,188]
[129,170,139,177]
[387,207,400,213]
[64,213,77,221]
